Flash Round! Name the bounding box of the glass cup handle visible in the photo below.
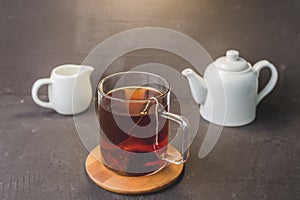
[159,111,190,164]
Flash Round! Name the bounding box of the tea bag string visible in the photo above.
[140,97,159,146]
[151,97,159,146]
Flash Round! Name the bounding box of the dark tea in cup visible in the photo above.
[98,71,190,176]
[99,86,168,176]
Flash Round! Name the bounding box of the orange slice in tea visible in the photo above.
[124,88,147,100]
[124,88,148,115]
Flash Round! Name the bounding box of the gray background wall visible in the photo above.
[1,0,299,106]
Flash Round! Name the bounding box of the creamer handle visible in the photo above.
[31,78,53,109]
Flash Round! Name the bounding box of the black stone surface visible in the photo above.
[0,0,299,199]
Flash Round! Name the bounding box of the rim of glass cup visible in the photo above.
[98,71,170,103]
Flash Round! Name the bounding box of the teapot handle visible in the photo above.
[253,60,278,105]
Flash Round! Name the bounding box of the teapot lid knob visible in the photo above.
[214,50,249,72]
[226,50,239,61]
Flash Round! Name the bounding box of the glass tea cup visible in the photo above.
[97,71,190,176]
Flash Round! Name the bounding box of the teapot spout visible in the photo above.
[181,68,207,105]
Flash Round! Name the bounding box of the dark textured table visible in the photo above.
[0,0,299,199]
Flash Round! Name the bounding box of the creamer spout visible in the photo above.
[80,65,94,76]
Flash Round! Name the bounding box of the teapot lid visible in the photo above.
[215,50,249,72]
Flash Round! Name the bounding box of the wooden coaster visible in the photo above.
[85,145,184,195]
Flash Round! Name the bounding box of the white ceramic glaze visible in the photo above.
[31,64,94,115]
[182,50,278,127]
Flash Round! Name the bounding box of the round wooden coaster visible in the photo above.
[85,145,184,195]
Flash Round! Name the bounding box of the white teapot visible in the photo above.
[182,50,278,127]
